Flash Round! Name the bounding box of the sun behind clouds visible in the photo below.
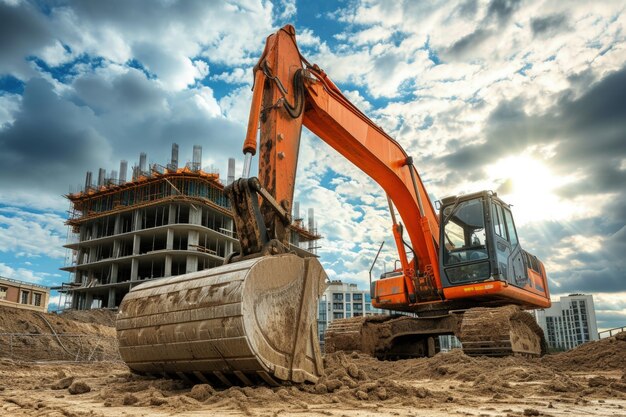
[487,155,577,225]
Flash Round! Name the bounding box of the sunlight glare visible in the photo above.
[487,155,567,225]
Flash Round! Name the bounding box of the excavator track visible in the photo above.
[457,305,546,357]
[325,305,546,359]
[116,254,327,385]
[325,314,457,358]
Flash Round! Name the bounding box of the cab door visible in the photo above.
[502,206,528,288]
[491,202,513,282]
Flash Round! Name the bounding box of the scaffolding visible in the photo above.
[60,148,322,311]
[66,167,230,231]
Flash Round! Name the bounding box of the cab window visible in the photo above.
[442,198,488,265]
[492,203,508,240]
[503,208,519,247]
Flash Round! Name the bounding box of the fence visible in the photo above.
[598,326,626,339]
[0,333,121,362]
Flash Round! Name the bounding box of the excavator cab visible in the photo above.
[439,191,550,308]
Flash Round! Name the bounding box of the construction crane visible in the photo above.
[116,25,551,386]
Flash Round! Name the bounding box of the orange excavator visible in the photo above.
[116,25,551,386]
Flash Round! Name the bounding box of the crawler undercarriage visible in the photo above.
[325,305,546,358]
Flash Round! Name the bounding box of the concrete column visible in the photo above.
[91,222,98,239]
[110,263,118,284]
[78,248,86,265]
[131,258,139,281]
[166,228,174,250]
[85,292,93,310]
[79,224,87,241]
[224,218,234,255]
[88,247,97,263]
[164,254,172,277]
[107,288,116,308]
[190,205,202,225]
[72,294,79,309]
[114,214,122,234]
[112,239,120,258]
[186,255,198,273]
[188,230,199,249]
[168,204,177,224]
[187,228,199,273]
[132,234,141,255]
[133,209,143,231]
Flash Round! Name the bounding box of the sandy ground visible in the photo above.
[0,350,624,417]
[1,308,624,417]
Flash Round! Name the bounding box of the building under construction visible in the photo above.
[59,144,320,310]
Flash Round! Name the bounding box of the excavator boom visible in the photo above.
[116,25,552,384]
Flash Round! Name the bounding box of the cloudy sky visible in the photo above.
[0,0,624,330]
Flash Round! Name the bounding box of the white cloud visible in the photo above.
[296,28,322,48]
[0,0,624,312]
[0,262,47,284]
[0,207,67,259]
[0,93,21,128]
[212,67,250,85]
[275,0,296,20]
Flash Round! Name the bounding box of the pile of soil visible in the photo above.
[1,337,625,416]
[0,307,624,416]
[542,331,626,372]
[0,306,118,362]
[82,348,626,414]
[59,308,117,327]
[88,351,446,412]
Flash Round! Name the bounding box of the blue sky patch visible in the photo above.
[0,75,25,95]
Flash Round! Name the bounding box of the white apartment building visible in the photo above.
[318,280,384,346]
[317,280,464,352]
[535,294,599,350]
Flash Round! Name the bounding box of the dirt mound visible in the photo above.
[89,348,625,414]
[0,306,114,335]
[58,308,117,327]
[0,348,624,416]
[0,307,623,415]
[94,351,444,411]
[0,306,118,362]
[541,332,626,372]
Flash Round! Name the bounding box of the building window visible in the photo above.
[33,293,42,307]
[345,293,351,301]
[0,286,6,300]
[21,291,29,304]
[354,303,363,311]
[333,302,343,310]
[333,312,344,320]
[353,293,363,301]
[333,293,343,301]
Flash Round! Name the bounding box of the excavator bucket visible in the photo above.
[116,254,327,385]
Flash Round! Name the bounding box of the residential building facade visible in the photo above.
[59,144,320,310]
[316,280,465,352]
[0,276,50,312]
[535,294,599,350]
[318,280,384,348]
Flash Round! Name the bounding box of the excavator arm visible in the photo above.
[116,25,550,386]
[229,25,441,303]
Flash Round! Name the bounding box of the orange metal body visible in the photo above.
[244,25,550,314]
